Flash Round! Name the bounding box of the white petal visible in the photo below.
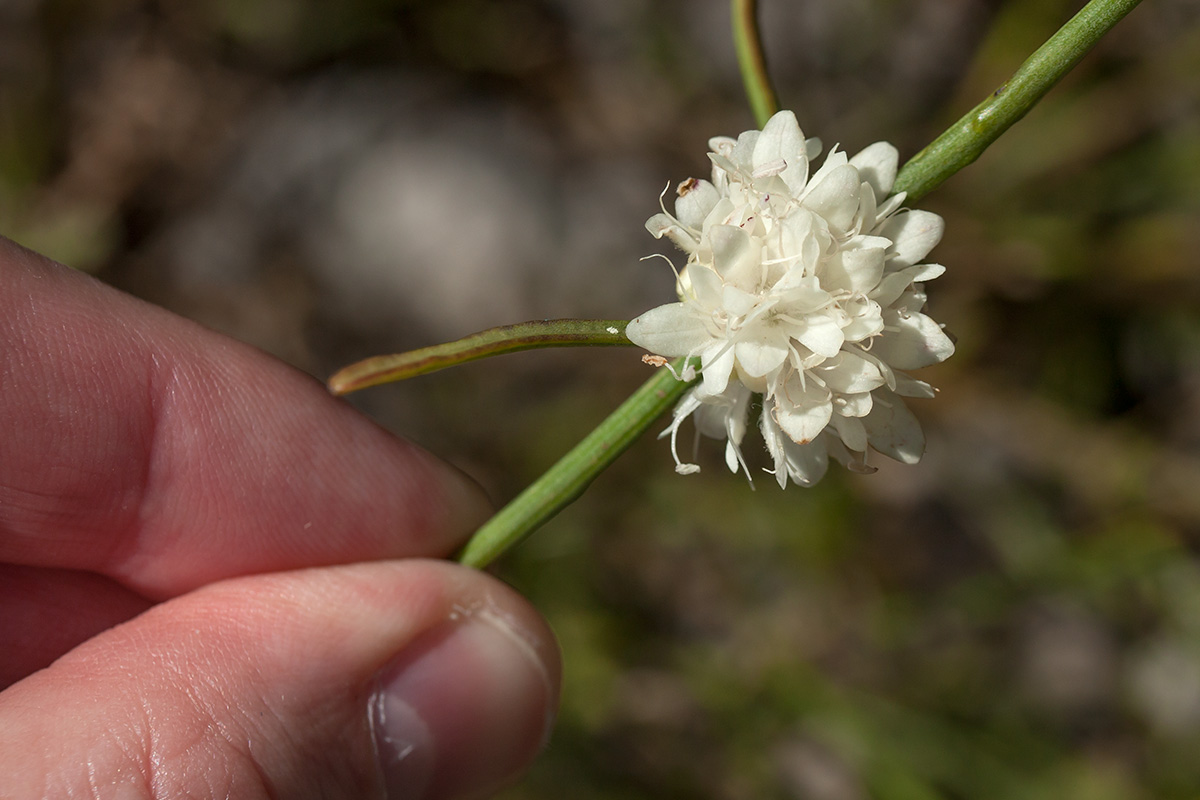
[729,129,760,173]
[801,163,861,232]
[910,263,946,282]
[871,266,922,307]
[775,272,828,306]
[707,224,758,285]
[626,304,714,356]
[825,436,875,474]
[722,284,762,318]
[874,191,906,222]
[856,182,878,233]
[708,135,737,155]
[830,413,868,453]
[735,337,789,379]
[823,243,885,295]
[773,208,820,274]
[689,263,724,309]
[891,287,927,316]
[693,400,727,441]
[708,151,739,180]
[839,297,885,342]
[872,311,955,370]
[645,212,698,253]
[817,351,885,394]
[700,344,736,396]
[853,234,894,251]
[871,264,942,307]
[675,179,721,230]
[727,383,753,444]
[694,384,753,476]
[848,141,899,200]
[761,408,830,488]
[774,377,833,444]
[753,110,809,196]
[880,210,944,267]
[893,372,936,399]
[694,382,751,435]
[835,391,873,418]
[862,389,925,464]
[795,312,845,359]
[803,146,848,197]
[842,314,884,343]
[723,440,741,473]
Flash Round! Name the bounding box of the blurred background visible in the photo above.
[3,0,1200,796]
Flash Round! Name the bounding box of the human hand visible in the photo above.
[0,236,560,799]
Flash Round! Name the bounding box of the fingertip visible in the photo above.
[373,601,559,800]
[0,560,559,800]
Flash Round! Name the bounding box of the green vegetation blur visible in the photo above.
[3,0,1199,797]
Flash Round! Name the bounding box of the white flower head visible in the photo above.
[628,110,954,488]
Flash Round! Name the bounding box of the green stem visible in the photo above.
[732,0,779,128]
[893,0,1144,201]
[329,319,631,395]
[457,362,692,568]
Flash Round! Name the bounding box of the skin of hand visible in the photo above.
[0,235,561,800]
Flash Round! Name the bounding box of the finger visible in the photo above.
[0,559,560,800]
[0,564,152,688]
[0,237,491,597]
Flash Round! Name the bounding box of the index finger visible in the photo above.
[0,237,491,599]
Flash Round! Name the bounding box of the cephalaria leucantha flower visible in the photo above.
[627,110,954,488]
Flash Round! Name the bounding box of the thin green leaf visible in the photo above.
[329,319,632,395]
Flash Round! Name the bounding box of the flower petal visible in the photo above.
[694,383,753,476]
[801,163,862,232]
[761,409,830,488]
[835,391,874,418]
[872,310,955,370]
[794,312,845,359]
[700,343,736,396]
[830,413,868,453]
[729,129,761,174]
[675,179,721,230]
[893,372,936,399]
[707,224,758,286]
[774,376,833,444]
[753,110,809,195]
[871,264,944,307]
[816,351,885,394]
[862,389,925,464]
[735,336,789,379]
[871,266,923,307]
[626,303,712,356]
[848,141,899,200]
[803,146,848,198]
[646,212,698,253]
[842,313,884,343]
[689,262,724,308]
[722,284,762,318]
[880,210,944,267]
[772,208,821,276]
[823,242,885,295]
[708,135,737,154]
[910,263,946,282]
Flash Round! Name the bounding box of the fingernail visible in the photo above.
[372,611,556,800]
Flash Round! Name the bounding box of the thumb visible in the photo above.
[0,560,560,800]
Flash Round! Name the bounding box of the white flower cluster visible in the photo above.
[627,110,954,488]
